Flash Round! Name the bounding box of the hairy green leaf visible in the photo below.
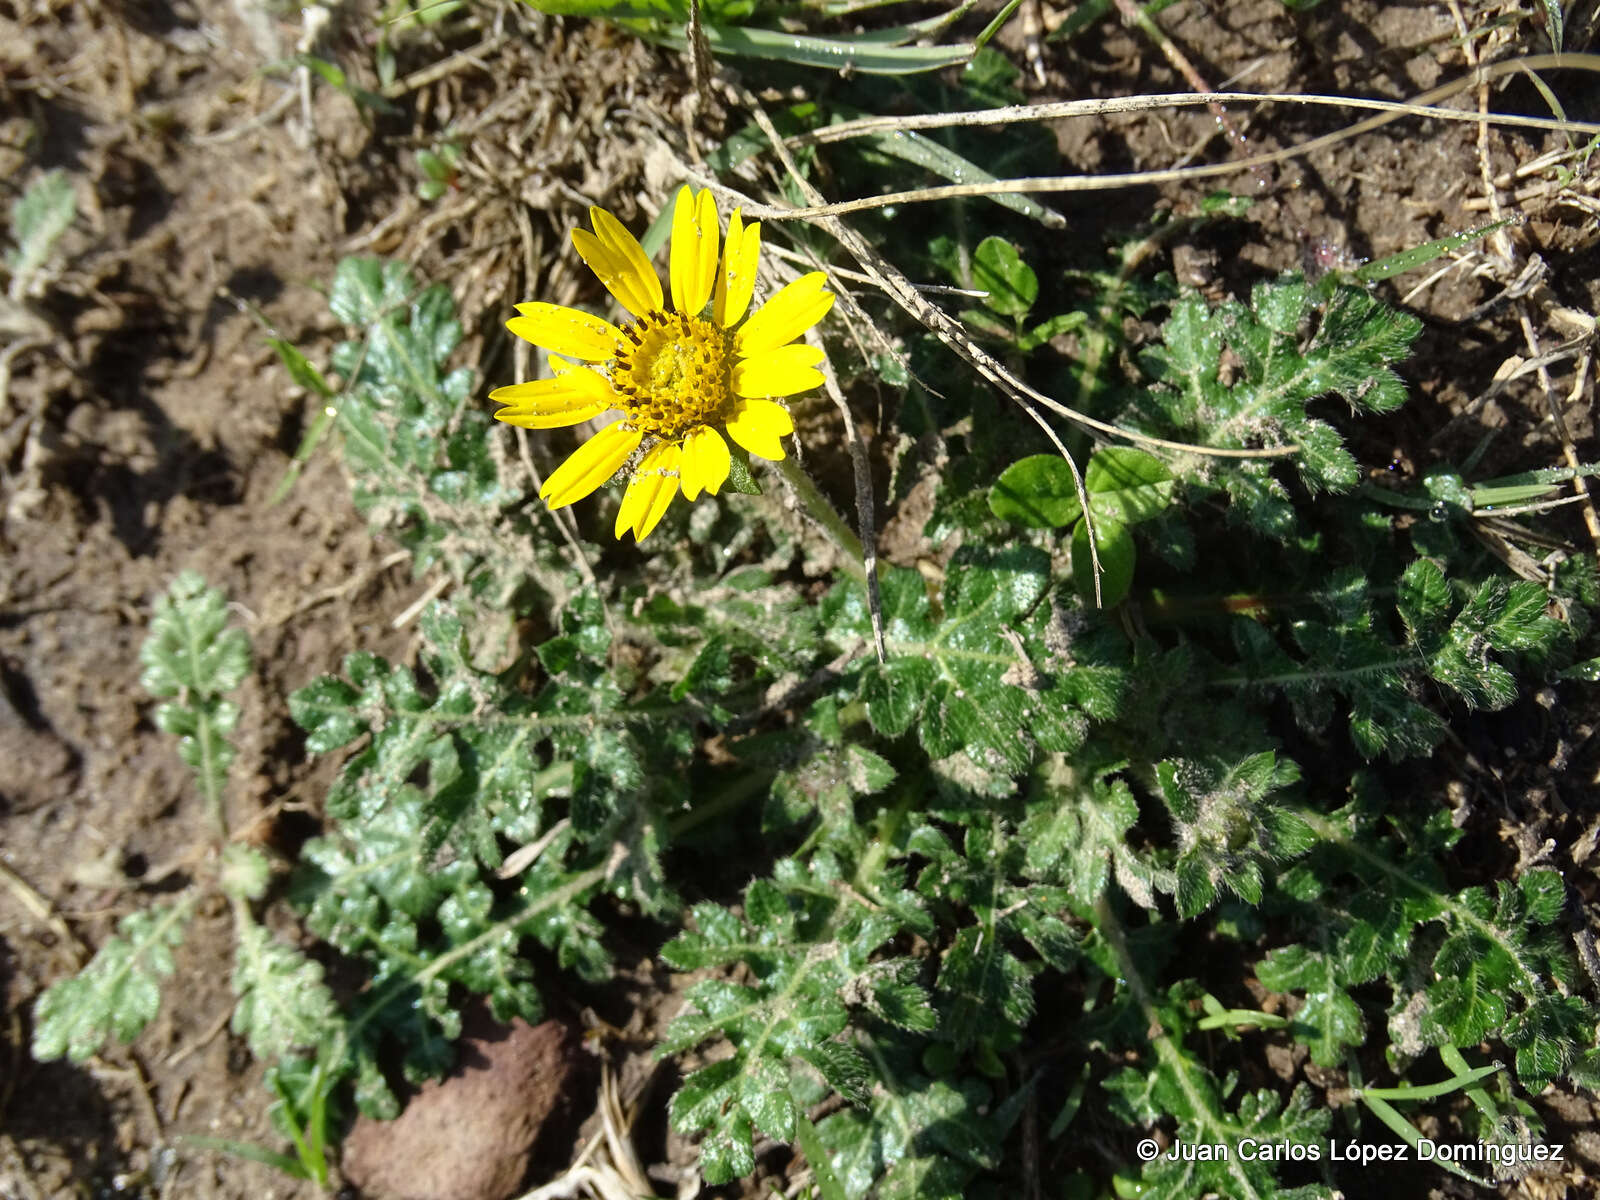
[33,901,196,1062]
[6,169,76,296]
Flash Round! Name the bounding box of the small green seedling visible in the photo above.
[965,235,1086,349]
[416,142,463,201]
[990,446,1176,605]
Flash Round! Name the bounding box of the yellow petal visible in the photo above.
[572,231,650,320]
[713,209,762,328]
[724,398,794,462]
[679,426,730,500]
[669,186,719,317]
[490,363,616,428]
[540,422,642,510]
[508,302,623,361]
[731,343,825,398]
[614,441,681,542]
[736,272,835,356]
[573,206,664,318]
[486,364,611,419]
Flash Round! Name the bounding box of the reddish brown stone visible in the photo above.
[341,1013,584,1200]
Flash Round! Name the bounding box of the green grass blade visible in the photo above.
[176,1134,312,1180]
[866,128,1066,227]
[660,24,975,73]
[1357,1092,1492,1187]
[268,405,338,508]
[1352,218,1514,283]
[974,0,1024,49]
[1353,1062,1502,1101]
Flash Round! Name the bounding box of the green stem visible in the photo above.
[1352,1062,1501,1101]
[669,769,774,839]
[774,456,867,581]
[1094,894,1270,1200]
[194,703,227,838]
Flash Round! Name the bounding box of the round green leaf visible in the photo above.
[1071,517,1135,607]
[989,454,1082,528]
[1084,447,1175,526]
[972,235,1038,318]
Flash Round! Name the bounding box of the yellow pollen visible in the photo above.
[612,311,733,439]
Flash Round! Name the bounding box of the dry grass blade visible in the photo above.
[694,159,1296,457]
[516,1061,651,1200]
[757,54,1600,221]
[810,322,887,662]
[720,91,1106,604]
[786,89,1600,149]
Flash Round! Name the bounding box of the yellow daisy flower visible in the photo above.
[490,186,835,542]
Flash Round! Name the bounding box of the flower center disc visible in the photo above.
[613,312,733,439]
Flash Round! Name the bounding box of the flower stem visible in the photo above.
[774,455,866,581]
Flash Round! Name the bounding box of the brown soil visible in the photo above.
[1,0,1596,1196]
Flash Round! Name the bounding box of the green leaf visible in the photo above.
[1154,752,1308,916]
[1351,219,1514,284]
[1018,308,1088,352]
[1255,946,1364,1067]
[936,921,1036,1045]
[324,257,565,594]
[1504,995,1591,1090]
[1539,0,1564,48]
[295,54,401,114]
[667,22,976,74]
[140,571,252,700]
[660,857,929,1185]
[231,916,340,1062]
[288,671,370,754]
[818,1068,1005,1199]
[6,168,76,295]
[139,572,253,810]
[797,1113,849,1200]
[972,236,1038,317]
[220,844,272,901]
[838,551,1117,774]
[1558,655,1600,682]
[1084,447,1175,526]
[1072,516,1134,607]
[1023,769,1160,910]
[32,901,196,1062]
[990,454,1081,528]
[1131,279,1421,509]
[741,1057,799,1140]
[1519,869,1566,925]
[1396,558,1451,641]
[268,337,336,400]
